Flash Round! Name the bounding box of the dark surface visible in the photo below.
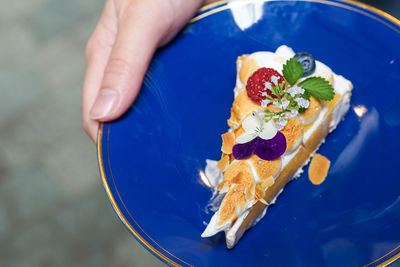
[363,0,400,18]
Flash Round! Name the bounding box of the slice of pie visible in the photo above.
[201,45,353,248]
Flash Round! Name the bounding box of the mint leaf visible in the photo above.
[298,77,334,100]
[283,58,304,85]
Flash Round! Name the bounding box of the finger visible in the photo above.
[89,0,204,122]
[90,0,206,122]
[82,0,117,142]
[89,1,166,122]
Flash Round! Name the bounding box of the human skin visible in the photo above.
[82,0,219,142]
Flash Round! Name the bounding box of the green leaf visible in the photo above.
[270,85,278,97]
[283,58,304,85]
[298,77,335,100]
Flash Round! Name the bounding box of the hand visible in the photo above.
[83,0,217,142]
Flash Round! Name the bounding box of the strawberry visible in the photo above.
[246,68,285,104]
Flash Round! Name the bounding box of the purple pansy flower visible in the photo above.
[232,112,286,161]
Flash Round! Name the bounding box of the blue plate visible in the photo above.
[97,1,400,266]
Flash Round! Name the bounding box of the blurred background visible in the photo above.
[0,0,399,266]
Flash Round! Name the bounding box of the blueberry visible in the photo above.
[294,52,316,77]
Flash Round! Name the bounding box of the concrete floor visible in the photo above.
[0,1,398,267]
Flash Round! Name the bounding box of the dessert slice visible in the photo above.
[201,45,352,248]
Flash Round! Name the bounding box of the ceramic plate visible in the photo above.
[98,1,400,266]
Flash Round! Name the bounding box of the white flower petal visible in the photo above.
[274,118,288,130]
[295,97,310,108]
[271,75,280,85]
[242,113,262,132]
[236,132,258,144]
[264,82,272,90]
[287,87,295,97]
[260,99,270,108]
[281,98,290,109]
[255,112,265,125]
[287,85,305,97]
[259,120,277,140]
[289,109,299,117]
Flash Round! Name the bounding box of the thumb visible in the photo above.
[89,2,168,121]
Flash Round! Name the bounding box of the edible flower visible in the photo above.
[235,112,277,144]
[232,112,287,161]
[246,53,335,131]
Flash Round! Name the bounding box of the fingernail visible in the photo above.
[90,89,119,119]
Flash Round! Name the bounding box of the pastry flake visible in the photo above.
[221,132,235,154]
[308,153,331,185]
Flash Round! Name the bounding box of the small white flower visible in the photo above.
[264,82,272,90]
[280,98,290,110]
[295,97,310,108]
[261,91,268,97]
[236,112,278,144]
[287,85,305,97]
[271,75,280,85]
[274,117,288,130]
[260,99,270,108]
[289,109,299,117]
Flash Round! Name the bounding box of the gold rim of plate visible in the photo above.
[97,1,400,266]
